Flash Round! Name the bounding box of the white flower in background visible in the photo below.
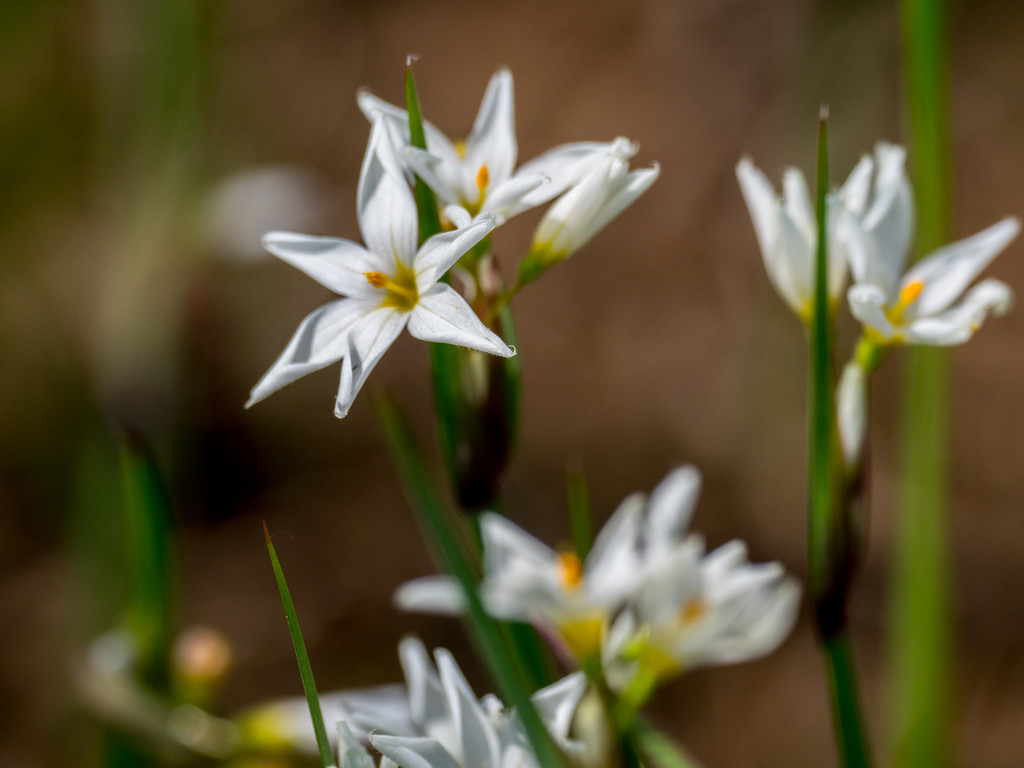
[527,138,660,268]
[335,637,586,768]
[397,468,708,661]
[836,360,868,468]
[247,119,513,418]
[736,152,873,322]
[358,69,647,222]
[603,538,800,700]
[843,142,1019,345]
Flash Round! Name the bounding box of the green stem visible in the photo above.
[825,632,873,768]
[808,110,872,767]
[893,0,953,765]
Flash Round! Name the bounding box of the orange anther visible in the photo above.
[557,551,583,590]
[476,164,490,192]
[680,597,707,625]
[899,280,924,306]
[364,271,389,289]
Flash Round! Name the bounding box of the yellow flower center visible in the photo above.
[454,139,467,159]
[558,615,605,659]
[886,279,924,325]
[364,261,419,312]
[679,596,707,625]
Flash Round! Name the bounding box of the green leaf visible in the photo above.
[405,61,442,244]
[565,459,593,562]
[264,523,334,768]
[374,397,564,768]
[807,112,872,768]
[119,430,175,688]
[628,717,702,768]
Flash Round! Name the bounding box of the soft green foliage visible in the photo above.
[375,397,565,768]
[893,2,954,765]
[264,523,334,768]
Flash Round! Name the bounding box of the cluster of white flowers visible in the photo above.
[397,467,800,702]
[248,69,658,418]
[738,142,1019,466]
[738,143,1018,345]
[331,638,586,768]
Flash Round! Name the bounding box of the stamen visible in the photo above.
[557,551,583,591]
[364,271,389,289]
[476,164,490,192]
[898,280,924,306]
[679,597,706,625]
[454,140,467,159]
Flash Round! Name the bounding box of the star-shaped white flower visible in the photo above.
[247,119,514,418]
[603,537,800,698]
[358,69,643,222]
[395,468,704,661]
[334,638,586,768]
[843,142,1019,345]
[736,153,874,322]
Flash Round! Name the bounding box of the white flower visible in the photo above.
[358,69,644,222]
[836,360,868,468]
[335,637,586,768]
[247,119,514,418]
[603,538,800,698]
[527,138,660,265]
[844,142,1019,345]
[736,153,873,322]
[396,468,705,660]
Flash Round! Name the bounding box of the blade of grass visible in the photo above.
[264,523,334,768]
[808,110,872,768]
[119,429,175,689]
[893,2,953,764]
[405,60,442,244]
[565,459,593,561]
[374,397,564,768]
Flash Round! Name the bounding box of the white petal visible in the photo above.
[848,283,895,340]
[444,205,473,230]
[516,139,636,208]
[401,146,460,207]
[480,513,555,572]
[582,493,643,598]
[862,142,915,296]
[436,650,500,768]
[370,735,463,768]
[837,361,867,467]
[358,121,418,268]
[782,167,815,245]
[465,69,517,187]
[407,284,514,357]
[530,673,586,742]
[480,174,549,219]
[334,308,408,418]
[247,299,368,407]
[736,158,781,275]
[839,154,874,217]
[398,637,448,728]
[903,278,1013,345]
[262,231,380,297]
[337,722,376,768]
[903,217,1019,317]
[356,90,460,169]
[414,216,499,289]
[772,206,815,316]
[394,577,466,616]
[568,164,660,254]
[645,466,702,553]
[332,685,414,739]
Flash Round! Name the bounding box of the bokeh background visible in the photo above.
[3,0,1024,765]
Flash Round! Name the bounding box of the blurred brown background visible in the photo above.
[3,0,1024,765]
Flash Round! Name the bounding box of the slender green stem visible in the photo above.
[808,110,872,767]
[825,632,873,768]
[893,0,953,765]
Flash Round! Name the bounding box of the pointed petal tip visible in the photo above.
[406,53,419,67]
